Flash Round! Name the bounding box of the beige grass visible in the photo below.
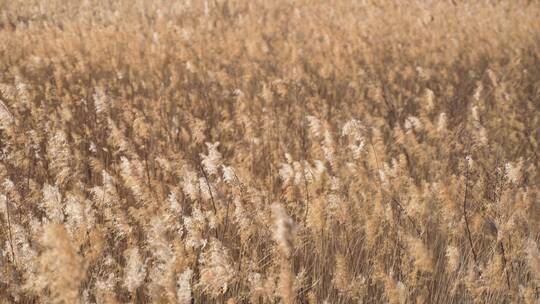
[0,0,539,303]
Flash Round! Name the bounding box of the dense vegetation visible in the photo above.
[0,0,539,303]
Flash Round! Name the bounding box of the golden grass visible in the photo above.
[0,0,539,303]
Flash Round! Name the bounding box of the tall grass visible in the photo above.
[0,0,539,303]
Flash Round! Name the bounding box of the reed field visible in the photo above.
[0,0,539,303]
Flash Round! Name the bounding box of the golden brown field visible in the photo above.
[0,0,539,303]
